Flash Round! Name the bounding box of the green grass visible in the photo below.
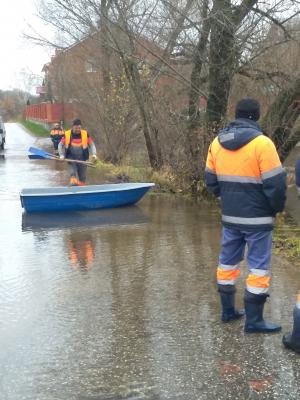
[92,159,183,193]
[274,213,300,267]
[19,119,49,137]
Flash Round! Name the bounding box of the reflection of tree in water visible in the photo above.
[138,195,224,396]
[93,195,227,398]
[98,227,158,398]
[68,233,95,270]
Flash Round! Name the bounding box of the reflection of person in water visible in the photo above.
[68,235,95,270]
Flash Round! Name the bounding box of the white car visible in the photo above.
[0,119,5,150]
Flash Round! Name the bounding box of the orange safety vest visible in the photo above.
[50,129,64,136]
[65,129,88,149]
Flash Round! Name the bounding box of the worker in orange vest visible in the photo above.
[58,119,97,186]
[50,122,64,155]
[205,98,287,333]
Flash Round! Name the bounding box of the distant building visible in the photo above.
[25,29,206,128]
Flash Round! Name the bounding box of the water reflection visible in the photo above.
[68,235,95,270]
[22,206,149,233]
[2,124,300,399]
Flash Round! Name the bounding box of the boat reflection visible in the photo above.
[22,206,150,233]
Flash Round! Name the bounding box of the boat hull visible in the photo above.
[20,183,154,213]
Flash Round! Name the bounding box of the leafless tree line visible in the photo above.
[27,0,300,192]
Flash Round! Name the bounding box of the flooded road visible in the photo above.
[1,123,300,399]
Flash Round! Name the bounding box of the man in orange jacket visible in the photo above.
[58,119,97,186]
[50,122,64,155]
[205,98,287,333]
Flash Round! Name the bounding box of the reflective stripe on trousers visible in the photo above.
[217,264,240,285]
[218,227,272,294]
[246,268,270,295]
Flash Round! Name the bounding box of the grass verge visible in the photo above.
[93,159,185,194]
[274,213,300,267]
[19,119,49,137]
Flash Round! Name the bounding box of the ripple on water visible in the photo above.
[0,188,19,200]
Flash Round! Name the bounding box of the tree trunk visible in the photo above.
[125,60,163,169]
[185,0,259,193]
[188,0,210,127]
[110,2,163,170]
[206,1,236,126]
[262,79,300,161]
[100,0,111,93]
[185,0,211,191]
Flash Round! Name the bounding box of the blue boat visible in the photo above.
[20,183,154,213]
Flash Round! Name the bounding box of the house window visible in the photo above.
[85,60,97,73]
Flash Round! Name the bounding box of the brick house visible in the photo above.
[25,29,206,130]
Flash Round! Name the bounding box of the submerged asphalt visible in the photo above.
[0,123,299,399]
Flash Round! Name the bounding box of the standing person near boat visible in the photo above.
[58,119,97,186]
[205,98,287,333]
[282,157,300,353]
[50,122,65,155]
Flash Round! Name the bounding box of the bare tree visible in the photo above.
[27,0,300,191]
[29,0,197,169]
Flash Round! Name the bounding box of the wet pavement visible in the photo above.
[0,123,300,399]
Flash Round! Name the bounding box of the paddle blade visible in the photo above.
[28,146,53,160]
[28,154,47,160]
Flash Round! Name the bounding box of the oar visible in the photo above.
[28,146,54,159]
[28,154,47,160]
[28,146,96,167]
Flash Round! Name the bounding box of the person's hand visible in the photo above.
[59,155,65,160]
[91,155,98,164]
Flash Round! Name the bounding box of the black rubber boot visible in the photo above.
[218,284,244,323]
[283,306,300,354]
[244,290,281,333]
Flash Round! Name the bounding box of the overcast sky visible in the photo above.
[0,0,52,93]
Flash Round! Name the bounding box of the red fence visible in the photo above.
[25,103,75,124]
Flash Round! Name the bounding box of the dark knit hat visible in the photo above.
[235,98,260,121]
[73,118,82,126]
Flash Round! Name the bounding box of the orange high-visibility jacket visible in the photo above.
[60,129,93,161]
[59,129,96,161]
[50,129,64,136]
[205,119,286,230]
[64,129,89,149]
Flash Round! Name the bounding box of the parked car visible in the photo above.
[0,118,6,150]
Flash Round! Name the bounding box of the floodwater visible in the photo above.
[0,123,300,400]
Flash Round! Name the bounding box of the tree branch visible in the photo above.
[252,7,292,39]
